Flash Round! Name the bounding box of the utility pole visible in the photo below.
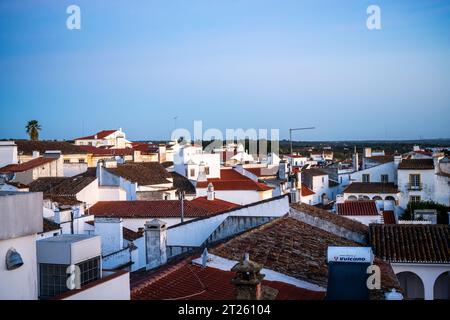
[289,127,315,155]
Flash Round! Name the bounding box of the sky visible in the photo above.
[0,0,450,141]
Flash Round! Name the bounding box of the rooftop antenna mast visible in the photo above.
[290,127,315,155]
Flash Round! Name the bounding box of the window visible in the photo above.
[409,174,421,190]
[64,159,70,164]
[205,166,210,175]
[381,174,389,183]
[190,168,195,177]
[322,177,325,183]
[78,159,85,163]
[362,174,370,183]
[410,195,421,203]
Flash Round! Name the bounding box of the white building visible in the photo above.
[173,144,221,181]
[74,128,132,149]
[370,224,450,300]
[0,192,42,300]
[398,157,450,208]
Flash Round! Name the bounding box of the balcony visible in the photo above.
[407,183,423,191]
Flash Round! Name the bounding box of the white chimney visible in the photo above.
[145,219,167,270]
[289,186,300,204]
[32,151,40,159]
[364,147,372,158]
[207,183,215,201]
[94,217,123,255]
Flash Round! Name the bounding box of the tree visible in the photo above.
[25,120,42,141]
[401,200,450,224]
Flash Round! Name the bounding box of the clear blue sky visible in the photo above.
[1,0,450,141]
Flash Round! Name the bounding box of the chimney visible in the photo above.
[231,253,265,300]
[32,151,40,159]
[352,147,359,171]
[96,160,104,185]
[207,183,215,201]
[289,185,300,204]
[145,219,167,270]
[364,147,372,158]
[94,217,123,255]
[94,134,98,139]
[197,161,207,182]
[278,160,287,180]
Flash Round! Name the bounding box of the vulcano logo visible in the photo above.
[333,255,368,262]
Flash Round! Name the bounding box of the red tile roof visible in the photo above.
[90,200,214,218]
[343,182,399,194]
[370,224,450,263]
[123,227,144,241]
[382,211,396,224]
[131,258,325,300]
[105,162,172,186]
[75,130,117,140]
[300,184,315,196]
[245,167,278,177]
[336,201,379,216]
[0,157,56,173]
[398,159,434,170]
[196,169,272,191]
[78,145,134,156]
[190,196,240,214]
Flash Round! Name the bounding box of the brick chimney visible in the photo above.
[145,219,167,270]
[231,253,265,300]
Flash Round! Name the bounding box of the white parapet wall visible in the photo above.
[167,195,289,247]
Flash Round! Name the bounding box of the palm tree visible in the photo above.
[25,120,42,141]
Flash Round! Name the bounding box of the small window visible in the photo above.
[410,195,421,203]
[78,159,85,163]
[381,174,389,183]
[64,159,70,164]
[362,174,370,183]
[190,168,195,177]
[205,167,210,175]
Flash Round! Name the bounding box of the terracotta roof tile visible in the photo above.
[300,184,315,197]
[89,200,213,218]
[190,196,240,214]
[382,211,396,224]
[337,201,379,216]
[14,140,87,155]
[290,202,368,235]
[343,182,399,194]
[106,162,172,186]
[41,218,61,233]
[131,258,325,300]
[171,172,196,194]
[196,169,272,191]
[78,145,134,156]
[123,227,144,241]
[0,157,55,173]
[29,176,96,196]
[398,159,434,170]
[75,130,117,140]
[369,224,450,263]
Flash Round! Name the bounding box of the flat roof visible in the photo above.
[38,234,93,243]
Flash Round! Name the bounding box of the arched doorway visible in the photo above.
[434,272,450,300]
[372,196,382,201]
[397,272,424,300]
[385,196,395,201]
